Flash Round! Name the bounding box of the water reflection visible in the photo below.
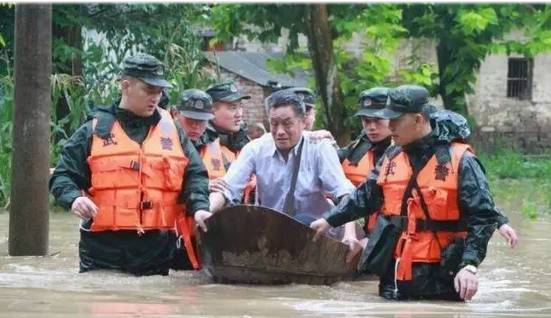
[0,211,550,317]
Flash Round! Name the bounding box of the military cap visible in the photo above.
[177,89,215,121]
[265,89,306,114]
[121,53,171,88]
[206,81,251,103]
[279,86,316,109]
[376,85,430,119]
[355,87,389,117]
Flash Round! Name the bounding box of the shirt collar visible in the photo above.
[271,134,305,159]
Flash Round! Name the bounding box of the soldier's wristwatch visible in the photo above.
[463,265,478,275]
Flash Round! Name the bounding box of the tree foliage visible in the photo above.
[0,4,214,208]
[402,4,551,115]
[211,4,405,141]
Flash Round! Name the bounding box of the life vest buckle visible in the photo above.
[130,160,140,171]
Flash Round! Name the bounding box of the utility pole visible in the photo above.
[9,4,52,255]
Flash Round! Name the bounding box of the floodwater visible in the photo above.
[0,208,550,318]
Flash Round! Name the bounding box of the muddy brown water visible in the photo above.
[0,209,550,317]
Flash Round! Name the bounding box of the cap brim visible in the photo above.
[140,77,172,88]
[218,92,251,102]
[354,108,384,117]
[180,110,215,121]
[375,108,404,119]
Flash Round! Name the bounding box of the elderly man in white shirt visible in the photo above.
[195,89,355,236]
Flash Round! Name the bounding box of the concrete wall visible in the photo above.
[467,54,551,153]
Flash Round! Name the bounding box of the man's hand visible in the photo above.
[194,210,212,232]
[342,236,363,263]
[498,223,519,248]
[310,218,331,241]
[71,196,98,220]
[209,177,229,193]
[306,130,337,147]
[454,267,478,301]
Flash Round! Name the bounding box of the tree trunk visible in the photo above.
[436,41,469,116]
[304,5,349,145]
[9,4,51,256]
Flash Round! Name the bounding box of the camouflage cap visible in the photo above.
[376,85,430,119]
[177,89,215,121]
[279,86,316,109]
[121,53,171,88]
[206,81,251,103]
[355,87,389,117]
[265,89,306,114]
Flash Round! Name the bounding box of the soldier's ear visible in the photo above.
[414,113,425,124]
[120,79,131,92]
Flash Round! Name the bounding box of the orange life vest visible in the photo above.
[220,144,255,204]
[377,142,471,281]
[342,150,378,234]
[87,108,188,232]
[200,138,227,179]
[174,139,227,270]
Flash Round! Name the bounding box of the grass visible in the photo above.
[480,149,551,219]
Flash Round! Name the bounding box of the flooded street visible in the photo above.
[1,207,550,317]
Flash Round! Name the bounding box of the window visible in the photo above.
[507,57,532,100]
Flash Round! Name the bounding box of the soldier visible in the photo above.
[50,53,210,275]
[170,88,237,269]
[338,87,393,258]
[311,85,516,300]
[205,82,251,162]
[206,81,255,203]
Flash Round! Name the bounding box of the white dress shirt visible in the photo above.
[223,132,355,218]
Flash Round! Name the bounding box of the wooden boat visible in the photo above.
[195,205,359,285]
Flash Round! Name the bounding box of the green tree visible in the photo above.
[402,4,551,115]
[211,4,404,143]
[0,4,215,207]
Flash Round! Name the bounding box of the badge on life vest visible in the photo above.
[434,163,449,181]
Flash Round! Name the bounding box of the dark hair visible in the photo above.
[265,91,306,117]
[420,105,432,121]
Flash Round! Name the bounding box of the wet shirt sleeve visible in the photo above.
[177,128,210,215]
[49,121,94,210]
[323,161,384,227]
[458,152,503,268]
